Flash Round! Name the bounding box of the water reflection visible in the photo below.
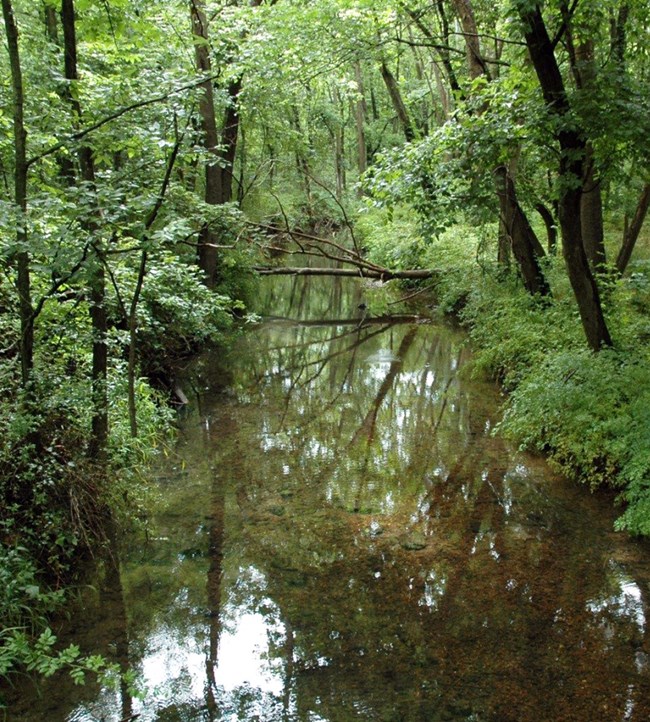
[6,274,650,721]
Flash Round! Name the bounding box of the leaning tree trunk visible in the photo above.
[517,2,612,350]
[616,183,650,274]
[451,0,489,80]
[494,165,549,296]
[380,60,416,142]
[450,0,549,293]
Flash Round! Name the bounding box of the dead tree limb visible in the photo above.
[253,266,436,280]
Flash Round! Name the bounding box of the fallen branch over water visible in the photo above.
[253,266,436,280]
[264,314,428,327]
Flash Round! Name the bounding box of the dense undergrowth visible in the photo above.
[359,205,650,536]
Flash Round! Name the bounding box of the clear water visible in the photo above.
[7,275,650,721]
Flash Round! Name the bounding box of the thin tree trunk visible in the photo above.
[573,38,606,270]
[616,183,650,274]
[190,0,221,285]
[353,62,368,180]
[431,60,450,121]
[329,84,345,199]
[535,202,557,254]
[218,77,242,205]
[581,147,606,271]
[403,2,461,97]
[61,0,109,455]
[290,106,313,210]
[127,136,183,437]
[2,0,33,387]
[451,0,548,294]
[43,2,59,43]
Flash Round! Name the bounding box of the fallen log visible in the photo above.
[253,266,436,280]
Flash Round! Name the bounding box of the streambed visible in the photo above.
[9,274,650,721]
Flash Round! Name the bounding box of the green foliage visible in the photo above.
[136,257,237,379]
[356,205,429,271]
[0,543,115,699]
[499,348,650,535]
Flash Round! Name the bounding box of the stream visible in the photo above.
[8,274,650,721]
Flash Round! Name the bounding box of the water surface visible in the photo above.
[8,275,650,721]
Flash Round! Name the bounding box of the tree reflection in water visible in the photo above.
[8,274,650,722]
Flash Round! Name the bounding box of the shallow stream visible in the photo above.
[9,274,650,721]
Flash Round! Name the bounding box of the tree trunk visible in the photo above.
[254,266,435,280]
[494,165,549,296]
[330,85,345,199]
[451,0,489,81]
[380,60,416,142]
[431,60,450,121]
[404,2,461,98]
[353,62,368,180]
[573,38,606,270]
[616,183,650,274]
[610,4,629,67]
[290,106,313,210]
[450,0,549,294]
[535,202,557,254]
[190,0,221,285]
[43,2,59,43]
[581,147,606,271]
[61,0,109,455]
[2,0,33,387]
[518,2,612,349]
[218,77,242,205]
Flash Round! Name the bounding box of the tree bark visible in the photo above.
[43,2,59,43]
[517,2,612,349]
[535,202,557,254]
[573,37,606,270]
[2,0,34,387]
[353,62,368,180]
[451,0,489,81]
[190,0,221,285]
[61,0,109,456]
[380,60,416,142]
[494,165,549,296]
[581,147,606,271]
[218,77,242,205]
[450,0,549,294]
[616,183,650,274]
